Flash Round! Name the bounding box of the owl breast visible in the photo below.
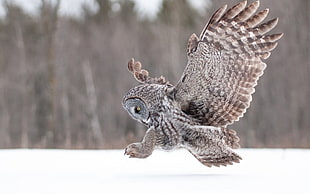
[149,96,195,150]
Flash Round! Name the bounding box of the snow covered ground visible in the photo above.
[0,149,309,194]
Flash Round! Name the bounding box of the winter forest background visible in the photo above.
[0,0,308,149]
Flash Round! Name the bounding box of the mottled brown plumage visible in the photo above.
[122,1,282,167]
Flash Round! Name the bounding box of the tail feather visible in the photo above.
[183,126,242,167]
[222,128,240,149]
[188,149,242,167]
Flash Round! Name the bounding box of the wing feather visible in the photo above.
[200,4,227,39]
[234,1,260,22]
[128,58,171,85]
[221,0,247,20]
[171,1,283,127]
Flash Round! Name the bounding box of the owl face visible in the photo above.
[123,84,168,125]
[123,97,150,125]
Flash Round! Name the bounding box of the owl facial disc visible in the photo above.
[123,97,150,124]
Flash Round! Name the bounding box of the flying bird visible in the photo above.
[122,0,283,167]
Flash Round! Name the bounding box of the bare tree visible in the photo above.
[39,0,60,147]
[82,60,103,146]
[0,0,308,148]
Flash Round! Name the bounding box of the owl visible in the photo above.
[122,0,282,167]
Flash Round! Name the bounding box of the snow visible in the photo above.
[0,149,309,194]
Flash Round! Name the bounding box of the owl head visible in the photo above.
[123,59,172,125]
[122,83,168,125]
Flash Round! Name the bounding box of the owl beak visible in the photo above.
[141,117,151,126]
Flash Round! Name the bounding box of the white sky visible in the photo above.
[0,0,208,19]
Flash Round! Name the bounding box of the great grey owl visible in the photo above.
[122,0,282,167]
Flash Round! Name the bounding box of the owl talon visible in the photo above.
[124,143,139,158]
[124,142,151,158]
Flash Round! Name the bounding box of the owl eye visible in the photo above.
[123,98,149,123]
[134,106,141,114]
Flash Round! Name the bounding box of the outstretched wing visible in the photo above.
[171,0,283,127]
[127,58,171,85]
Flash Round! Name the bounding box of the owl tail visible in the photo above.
[222,128,240,149]
[183,126,242,167]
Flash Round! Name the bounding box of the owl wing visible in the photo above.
[170,1,283,127]
[128,58,171,85]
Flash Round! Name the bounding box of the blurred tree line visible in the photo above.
[0,0,308,149]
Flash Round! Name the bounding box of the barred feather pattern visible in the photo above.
[173,0,283,127]
[128,58,170,85]
[123,1,282,167]
[123,84,242,167]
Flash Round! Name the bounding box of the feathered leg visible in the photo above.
[125,127,156,158]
